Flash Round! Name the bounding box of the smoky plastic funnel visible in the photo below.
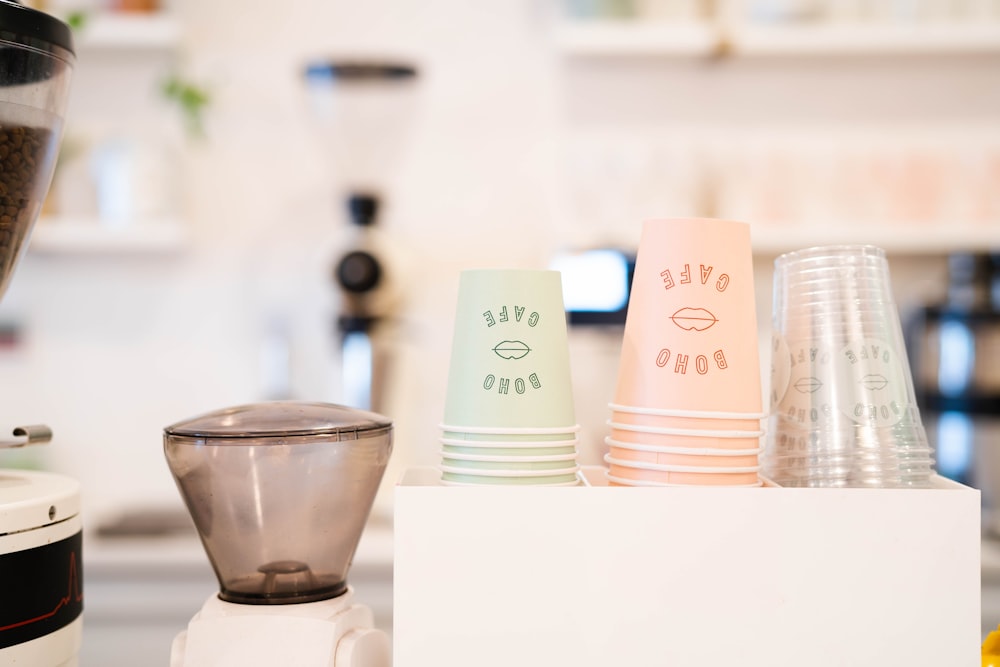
[164,402,392,605]
[0,1,75,301]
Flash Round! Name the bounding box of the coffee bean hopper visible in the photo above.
[164,402,393,667]
[0,3,79,667]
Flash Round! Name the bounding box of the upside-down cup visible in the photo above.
[442,269,577,432]
[612,218,764,417]
[606,460,760,486]
[606,437,761,467]
[766,245,935,489]
[609,403,764,433]
[608,420,764,452]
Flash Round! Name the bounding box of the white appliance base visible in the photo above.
[170,587,390,667]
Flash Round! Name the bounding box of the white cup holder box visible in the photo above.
[394,466,980,667]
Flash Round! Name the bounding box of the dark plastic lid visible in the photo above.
[164,401,392,439]
[303,60,417,82]
[0,1,74,56]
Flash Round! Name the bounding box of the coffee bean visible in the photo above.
[0,123,54,293]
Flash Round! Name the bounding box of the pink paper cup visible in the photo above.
[605,436,763,457]
[609,428,762,451]
[612,218,764,416]
[607,445,759,468]
[609,405,763,433]
[608,421,763,451]
[604,453,760,474]
[607,462,760,486]
[606,473,763,488]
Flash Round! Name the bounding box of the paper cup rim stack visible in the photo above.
[439,423,582,486]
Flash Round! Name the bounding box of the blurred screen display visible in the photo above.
[550,249,634,325]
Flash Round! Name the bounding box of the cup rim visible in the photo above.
[439,478,581,487]
[439,464,580,478]
[608,420,765,438]
[441,436,579,449]
[605,453,761,474]
[441,451,579,463]
[440,423,581,435]
[606,436,763,456]
[608,403,767,420]
[605,472,764,488]
[775,245,886,266]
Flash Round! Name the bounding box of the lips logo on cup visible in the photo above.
[860,374,888,391]
[793,377,823,394]
[481,305,542,397]
[670,307,718,332]
[493,340,531,360]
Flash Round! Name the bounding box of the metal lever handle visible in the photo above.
[0,424,52,449]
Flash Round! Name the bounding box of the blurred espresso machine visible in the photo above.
[302,60,418,413]
[908,253,1000,531]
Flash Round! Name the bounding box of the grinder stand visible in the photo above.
[169,588,389,667]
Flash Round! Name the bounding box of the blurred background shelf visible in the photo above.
[555,20,1000,57]
[29,218,187,254]
[736,22,1000,55]
[74,12,180,50]
[554,21,719,56]
[751,224,1000,255]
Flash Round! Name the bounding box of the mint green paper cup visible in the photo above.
[441,458,576,472]
[440,428,579,443]
[442,444,578,457]
[442,270,577,430]
[440,471,580,485]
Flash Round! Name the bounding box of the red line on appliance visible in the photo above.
[0,552,82,633]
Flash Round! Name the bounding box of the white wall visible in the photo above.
[0,0,995,526]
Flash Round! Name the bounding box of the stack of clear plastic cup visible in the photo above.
[439,269,580,486]
[765,245,935,488]
[606,218,766,487]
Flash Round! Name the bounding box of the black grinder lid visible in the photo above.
[0,1,74,55]
[0,0,74,87]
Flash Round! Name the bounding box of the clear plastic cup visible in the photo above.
[766,245,935,488]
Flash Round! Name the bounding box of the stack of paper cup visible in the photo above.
[764,245,935,488]
[439,269,580,486]
[606,218,766,487]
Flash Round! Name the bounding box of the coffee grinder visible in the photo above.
[164,401,393,667]
[302,60,418,413]
[0,3,79,666]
